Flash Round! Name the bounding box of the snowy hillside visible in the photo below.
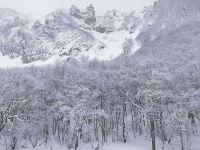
[138,0,200,43]
[0,6,142,68]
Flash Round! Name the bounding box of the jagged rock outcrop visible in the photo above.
[94,25,106,33]
[32,20,42,30]
[69,5,83,19]
[122,38,133,54]
[122,12,141,34]
[84,4,96,25]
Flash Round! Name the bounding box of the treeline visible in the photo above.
[0,55,200,150]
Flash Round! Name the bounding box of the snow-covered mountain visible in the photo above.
[0,5,142,67]
[2,1,200,150]
[2,0,200,68]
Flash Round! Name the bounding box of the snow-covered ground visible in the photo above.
[0,53,63,68]
[0,53,23,68]
[0,138,151,150]
[82,28,141,61]
[1,144,146,150]
[102,143,148,150]
[1,136,199,150]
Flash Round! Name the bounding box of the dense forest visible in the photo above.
[0,49,200,150]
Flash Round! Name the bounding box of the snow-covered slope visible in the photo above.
[138,0,200,43]
[0,6,142,68]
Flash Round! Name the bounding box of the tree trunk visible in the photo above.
[160,112,166,149]
[130,105,136,138]
[180,129,184,150]
[10,137,17,150]
[0,112,6,132]
[75,133,78,150]
[150,115,156,150]
[122,104,127,143]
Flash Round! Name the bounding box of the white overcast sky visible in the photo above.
[0,0,156,18]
